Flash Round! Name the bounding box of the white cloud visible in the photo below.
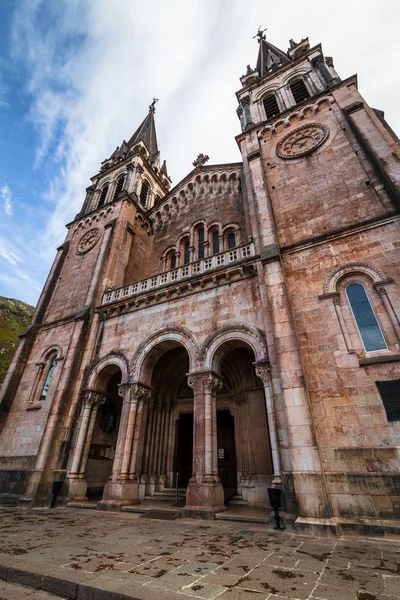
[0,184,13,215]
[6,0,400,302]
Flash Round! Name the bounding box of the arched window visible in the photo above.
[227,232,236,249]
[346,283,387,352]
[170,253,177,270]
[263,94,280,119]
[198,228,205,260]
[140,181,150,206]
[113,175,125,201]
[289,78,310,105]
[184,241,190,265]
[98,185,109,208]
[39,356,57,401]
[212,230,220,254]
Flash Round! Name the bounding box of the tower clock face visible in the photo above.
[276,123,329,159]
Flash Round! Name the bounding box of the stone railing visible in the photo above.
[102,243,255,305]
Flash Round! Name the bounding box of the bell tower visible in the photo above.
[236,31,400,520]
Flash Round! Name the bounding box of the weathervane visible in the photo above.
[253,26,267,43]
[149,97,159,112]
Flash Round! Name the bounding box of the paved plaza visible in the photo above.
[0,507,399,600]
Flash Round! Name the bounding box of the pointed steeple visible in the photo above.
[255,29,290,78]
[127,98,159,156]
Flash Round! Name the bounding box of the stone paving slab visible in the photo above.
[0,507,399,600]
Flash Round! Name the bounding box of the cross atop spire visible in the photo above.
[149,97,159,113]
[253,26,268,43]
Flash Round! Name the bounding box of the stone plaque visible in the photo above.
[276,122,329,159]
[76,228,101,254]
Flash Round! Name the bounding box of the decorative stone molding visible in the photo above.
[323,261,388,294]
[81,389,106,408]
[276,122,329,159]
[254,362,271,385]
[75,206,113,231]
[76,228,101,254]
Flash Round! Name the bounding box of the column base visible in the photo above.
[184,478,226,519]
[67,477,88,502]
[99,479,140,510]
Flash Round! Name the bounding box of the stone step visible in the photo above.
[0,580,66,599]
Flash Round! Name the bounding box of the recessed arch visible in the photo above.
[130,327,199,385]
[200,325,268,373]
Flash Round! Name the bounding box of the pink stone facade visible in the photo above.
[0,35,399,533]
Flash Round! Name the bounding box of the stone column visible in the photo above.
[254,362,282,486]
[119,388,140,480]
[241,96,255,131]
[129,390,150,479]
[68,390,105,501]
[374,284,400,343]
[123,163,135,193]
[78,403,101,479]
[184,372,225,518]
[100,383,152,508]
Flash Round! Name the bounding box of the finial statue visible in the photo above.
[149,97,159,112]
[253,26,267,43]
[193,153,210,167]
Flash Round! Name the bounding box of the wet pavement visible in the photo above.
[0,506,399,600]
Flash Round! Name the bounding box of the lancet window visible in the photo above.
[98,185,109,208]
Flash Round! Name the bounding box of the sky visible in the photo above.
[0,0,399,306]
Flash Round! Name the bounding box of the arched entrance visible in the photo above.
[217,344,274,506]
[67,360,126,503]
[200,330,276,508]
[139,344,193,502]
[85,370,122,500]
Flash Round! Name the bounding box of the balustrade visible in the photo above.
[102,243,255,305]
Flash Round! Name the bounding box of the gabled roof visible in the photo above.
[256,37,290,78]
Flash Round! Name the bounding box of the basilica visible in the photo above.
[0,32,399,535]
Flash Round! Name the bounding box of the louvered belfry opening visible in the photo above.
[290,79,310,105]
[113,176,125,201]
[263,94,280,119]
[140,181,150,206]
[98,185,108,208]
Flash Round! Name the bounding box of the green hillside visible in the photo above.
[0,296,35,385]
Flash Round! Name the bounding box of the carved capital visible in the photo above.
[130,383,152,404]
[82,389,106,408]
[241,95,251,106]
[254,362,271,386]
[202,372,223,394]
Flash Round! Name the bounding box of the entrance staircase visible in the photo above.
[145,487,186,507]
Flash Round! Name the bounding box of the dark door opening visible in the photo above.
[217,410,237,503]
[176,412,193,488]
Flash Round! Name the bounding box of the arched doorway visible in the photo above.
[67,361,124,503]
[211,341,274,507]
[138,343,193,503]
[85,369,122,500]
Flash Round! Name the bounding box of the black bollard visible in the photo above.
[50,481,63,508]
[267,487,283,530]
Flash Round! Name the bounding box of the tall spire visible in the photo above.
[127,98,159,157]
[254,28,290,78]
